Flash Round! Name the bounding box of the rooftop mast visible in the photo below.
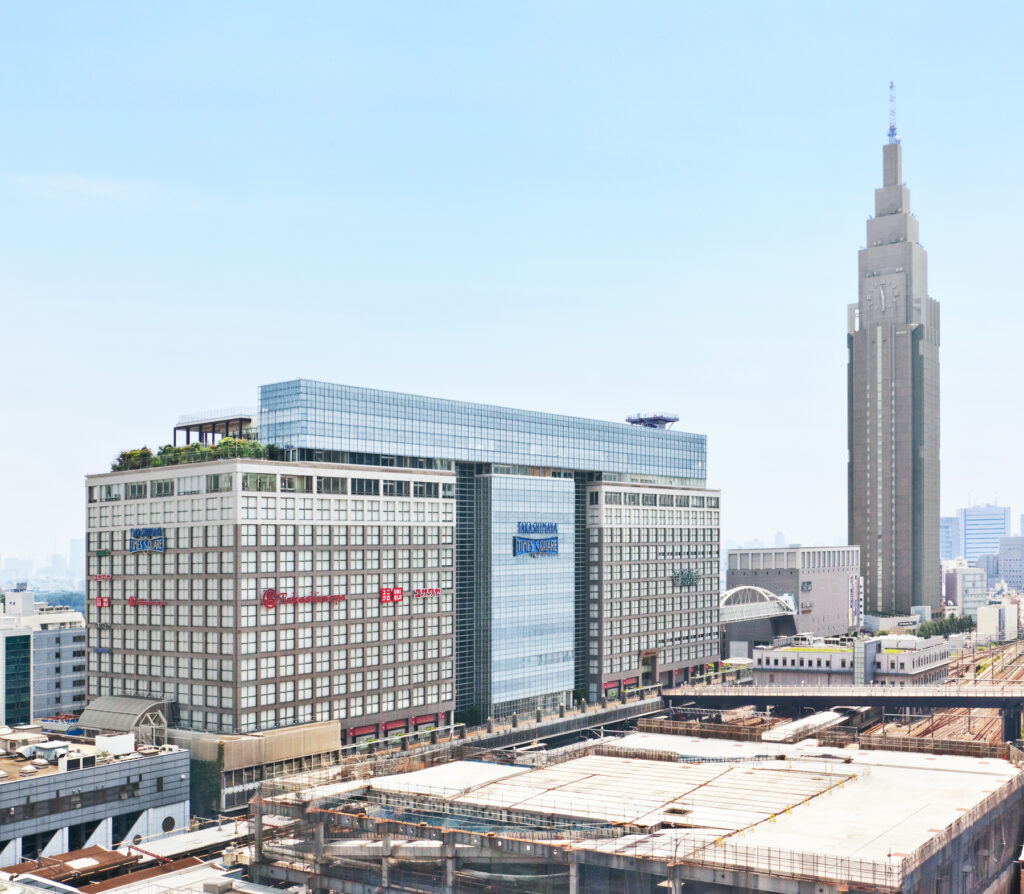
[888,80,899,144]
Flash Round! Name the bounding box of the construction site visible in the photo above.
[245,716,1024,894]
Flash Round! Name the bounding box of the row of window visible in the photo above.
[88,496,457,527]
[591,525,720,543]
[91,615,455,653]
[599,492,718,508]
[599,508,720,527]
[594,612,714,637]
[755,652,948,670]
[600,626,717,657]
[591,591,717,612]
[90,639,452,680]
[599,641,717,675]
[88,523,454,553]
[88,679,454,731]
[90,576,454,606]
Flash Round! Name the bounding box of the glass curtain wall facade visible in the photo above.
[260,380,706,481]
[258,380,717,719]
[475,475,575,716]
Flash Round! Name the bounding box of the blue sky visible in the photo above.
[3,2,1023,560]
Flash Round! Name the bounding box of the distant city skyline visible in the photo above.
[4,4,1024,559]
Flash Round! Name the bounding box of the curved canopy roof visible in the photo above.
[78,695,170,733]
[720,586,796,624]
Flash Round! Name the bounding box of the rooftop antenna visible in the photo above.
[887,81,900,144]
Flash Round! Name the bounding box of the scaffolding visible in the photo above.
[248,738,1024,894]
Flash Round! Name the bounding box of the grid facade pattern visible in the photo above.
[957,505,1011,565]
[475,475,575,716]
[85,461,456,738]
[585,483,721,701]
[454,463,478,712]
[4,635,31,726]
[32,626,87,718]
[259,380,706,481]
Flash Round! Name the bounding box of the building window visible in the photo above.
[383,480,410,497]
[151,479,174,498]
[351,479,380,496]
[206,473,234,493]
[243,473,277,492]
[126,482,148,500]
[413,481,439,498]
[317,476,347,495]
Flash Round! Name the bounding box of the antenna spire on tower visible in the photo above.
[888,80,899,144]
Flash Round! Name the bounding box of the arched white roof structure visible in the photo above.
[720,586,796,625]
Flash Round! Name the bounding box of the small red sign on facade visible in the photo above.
[95,596,110,608]
[93,574,111,582]
[261,588,345,609]
[413,588,440,598]
[380,587,405,603]
[380,587,392,603]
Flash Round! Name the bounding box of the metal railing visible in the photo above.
[668,683,1024,700]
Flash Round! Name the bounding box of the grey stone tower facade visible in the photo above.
[848,139,940,614]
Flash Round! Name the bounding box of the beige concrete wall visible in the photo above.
[169,719,340,770]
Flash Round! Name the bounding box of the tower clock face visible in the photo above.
[866,275,904,313]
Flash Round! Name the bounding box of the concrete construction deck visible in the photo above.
[300,731,1020,871]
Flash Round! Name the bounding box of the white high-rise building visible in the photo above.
[0,588,86,725]
[957,504,1011,565]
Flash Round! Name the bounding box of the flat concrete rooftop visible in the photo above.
[299,733,1022,872]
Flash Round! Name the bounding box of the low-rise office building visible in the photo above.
[0,589,86,726]
[0,731,189,865]
[977,602,1019,643]
[753,634,949,686]
[944,562,989,620]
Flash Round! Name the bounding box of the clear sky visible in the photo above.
[3,2,1023,562]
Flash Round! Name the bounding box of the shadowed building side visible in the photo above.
[848,135,940,615]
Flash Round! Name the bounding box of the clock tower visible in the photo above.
[847,136,940,615]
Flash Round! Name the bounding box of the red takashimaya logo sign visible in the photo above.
[262,588,345,609]
[128,596,166,606]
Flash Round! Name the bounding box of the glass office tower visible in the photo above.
[260,379,719,717]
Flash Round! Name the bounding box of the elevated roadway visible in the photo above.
[665,684,1024,740]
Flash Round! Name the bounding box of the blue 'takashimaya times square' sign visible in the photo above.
[129,527,165,552]
[513,522,558,557]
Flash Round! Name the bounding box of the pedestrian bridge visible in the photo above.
[719,586,795,625]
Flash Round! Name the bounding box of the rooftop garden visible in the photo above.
[111,438,281,471]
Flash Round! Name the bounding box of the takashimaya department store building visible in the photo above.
[85,381,720,741]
